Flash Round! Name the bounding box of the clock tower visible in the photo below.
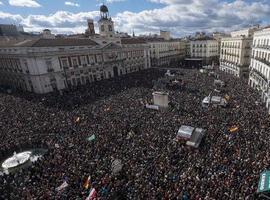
[98,4,115,38]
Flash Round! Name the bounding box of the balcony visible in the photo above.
[104,58,126,64]
[252,56,270,66]
[226,53,239,57]
[250,68,268,85]
[220,59,237,65]
[252,45,270,50]
[222,45,240,49]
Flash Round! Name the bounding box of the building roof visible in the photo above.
[121,38,146,44]
[138,37,183,43]
[100,4,109,13]
[142,37,166,42]
[190,36,215,41]
[11,38,99,47]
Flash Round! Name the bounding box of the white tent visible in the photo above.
[177,125,205,148]
[177,125,194,139]
[145,104,159,110]
[202,96,227,107]
[186,128,205,148]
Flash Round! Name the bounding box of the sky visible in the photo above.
[0,0,270,37]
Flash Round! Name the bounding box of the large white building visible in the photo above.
[145,37,186,67]
[249,28,270,112]
[219,28,258,77]
[0,5,151,94]
[189,38,219,66]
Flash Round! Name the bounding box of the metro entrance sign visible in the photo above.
[258,170,270,193]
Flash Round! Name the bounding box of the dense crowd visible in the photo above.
[0,68,270,200]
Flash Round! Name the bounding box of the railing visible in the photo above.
[226,53,239,57]
[222,45,240,48]
[250,68,268,83]
[252,56,270,66]
[252,45,270,50]
[220,59,238,65]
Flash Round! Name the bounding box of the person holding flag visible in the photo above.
[85,187,97,200]
[83,176,91,190]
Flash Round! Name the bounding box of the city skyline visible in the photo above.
[0,0,270,36]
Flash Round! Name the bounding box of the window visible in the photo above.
[108,25,112,31]
[89,55,94,63]
[101,25,104,32]
[61,59,69,69]
[46,59,53,72]
[72,57,78,68]
[45,59,52,68]
[80,56,87,66]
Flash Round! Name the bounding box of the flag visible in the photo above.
[225,94,230,101]
[87,134,96,142]
[83,176,91,190]
[86,188,97,200]
[104,107,111,112]
[75,117,80,123]
[56,181,68,192]
[229,126,239,133]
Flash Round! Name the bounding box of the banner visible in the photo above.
[258,171,270,193]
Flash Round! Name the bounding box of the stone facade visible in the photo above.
[147,38,186,67]
[190,39,219,65]
[249,28,270,112]
[0,38,150,94]
[219,28,257,78]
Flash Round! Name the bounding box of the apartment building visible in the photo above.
[249,28,270,112]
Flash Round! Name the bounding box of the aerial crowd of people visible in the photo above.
[0,67,270,199]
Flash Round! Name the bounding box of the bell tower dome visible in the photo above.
[100,4,109,19]
[98,4,115,38]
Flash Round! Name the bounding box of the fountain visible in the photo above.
[2,151,31,169]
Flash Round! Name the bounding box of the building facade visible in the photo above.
[0,24,19,36]
[189,38,219,66]
[0,38,150,94]
[219,28,257,78]
[146,38,186,67]
[249,28,270,112]
[0,5,151,94]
